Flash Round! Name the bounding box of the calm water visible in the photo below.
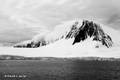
[0,60,120,80]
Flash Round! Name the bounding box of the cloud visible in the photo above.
[0,0,120,46]
[0,43,3,46]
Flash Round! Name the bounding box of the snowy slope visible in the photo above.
[0,38,120,58]
[100,24,120,46]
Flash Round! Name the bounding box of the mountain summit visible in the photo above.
[14,19,114,48]
[66,20,113,48]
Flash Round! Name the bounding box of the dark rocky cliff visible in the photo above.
[66,20,113,48]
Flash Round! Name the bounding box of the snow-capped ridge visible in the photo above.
[14,40,31,48]
[65,20,113,48]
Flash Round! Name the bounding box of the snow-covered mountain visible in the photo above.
[1,19,119,58]
[14,19,114,48]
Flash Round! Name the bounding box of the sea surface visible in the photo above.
[0,60,120,80]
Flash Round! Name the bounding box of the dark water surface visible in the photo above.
[0,60,120,80]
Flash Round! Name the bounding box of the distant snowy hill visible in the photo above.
[0,19,120,58]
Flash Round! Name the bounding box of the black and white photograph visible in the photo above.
[0,0,120,80]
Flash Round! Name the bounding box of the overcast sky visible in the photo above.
[0,0,120,46]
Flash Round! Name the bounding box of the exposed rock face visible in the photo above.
[31,41,47,48]
[66,20,113,48]
[14,40,32,48]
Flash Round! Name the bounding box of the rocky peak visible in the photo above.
[65,21,79,39]
[66,20,113,48]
